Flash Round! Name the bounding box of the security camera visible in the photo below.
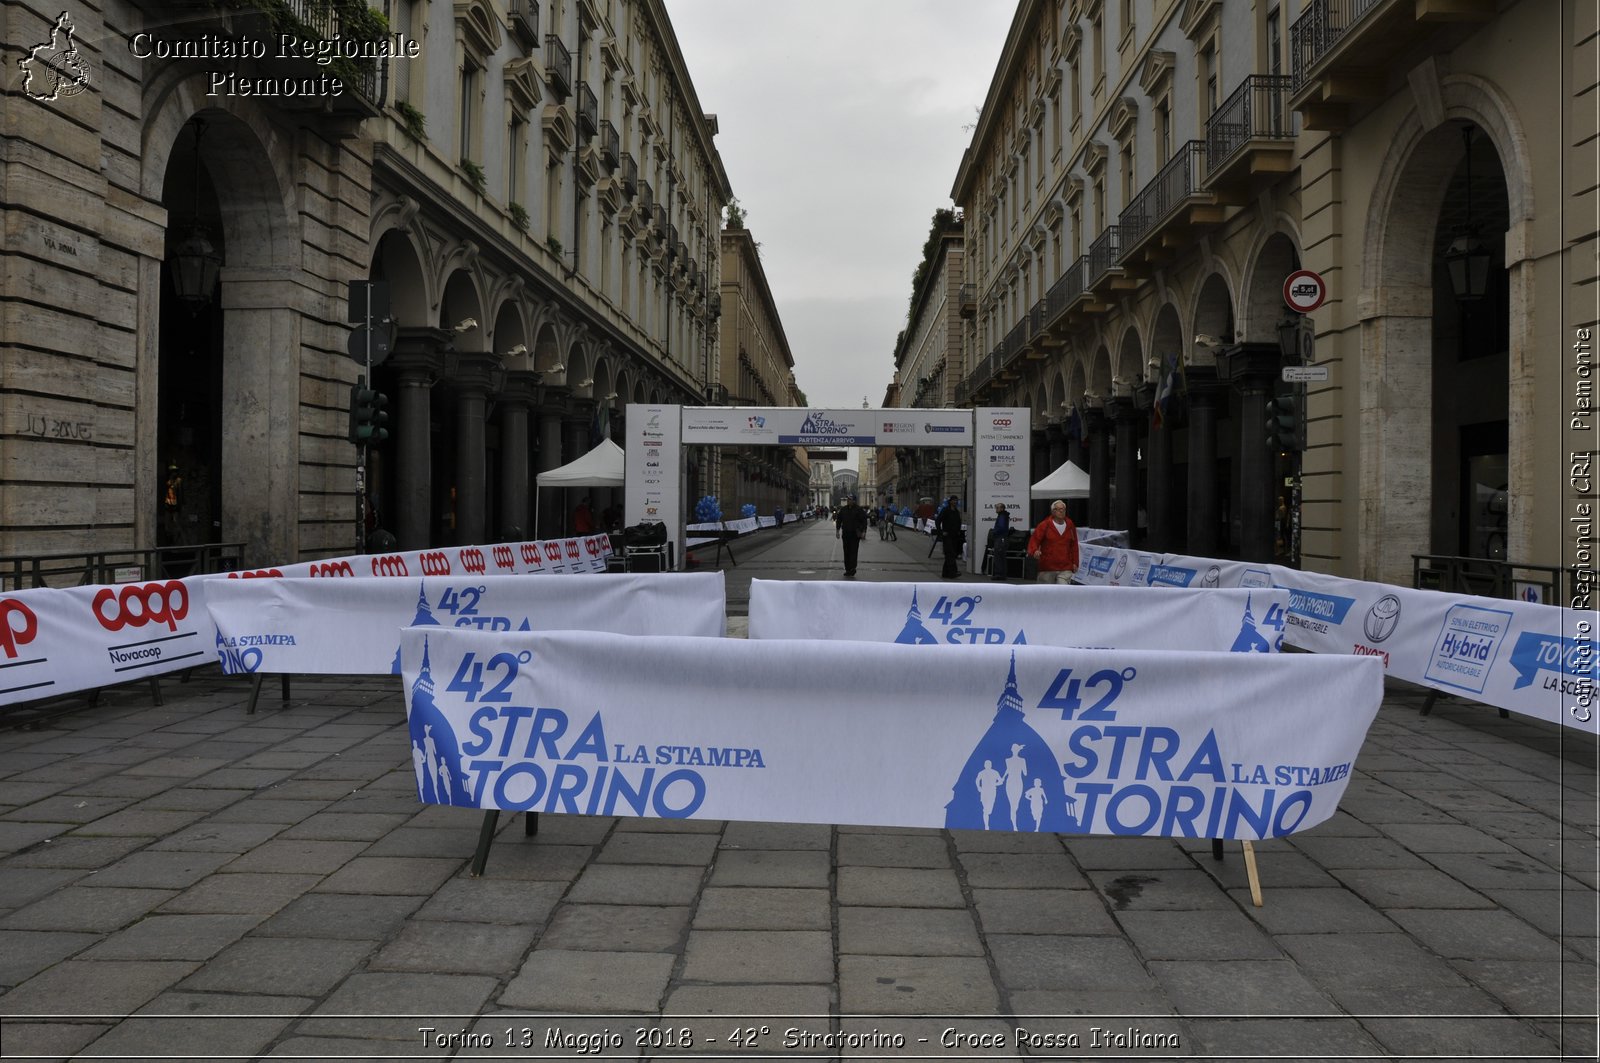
[503,343,528,357]
[1193,333,1221,348]
[452,318,478,333]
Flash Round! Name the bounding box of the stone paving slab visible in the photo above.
[0,598,1595,1061]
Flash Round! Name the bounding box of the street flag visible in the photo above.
[1152,354,1177,429]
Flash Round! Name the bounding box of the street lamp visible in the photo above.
[1443,124,1492,302]
[1277,309,1300,362]
[168,120,222,312]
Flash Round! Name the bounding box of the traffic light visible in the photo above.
[348,375,389,445]
[1265,392,1304,453]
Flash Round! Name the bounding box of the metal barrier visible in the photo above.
[0,543,246,590]
[1412,554,1575,607]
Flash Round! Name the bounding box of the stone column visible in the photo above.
[451,352,500,547]
[561,405,594,534]
[497,371,541,541]
[389,328,449,551]
[1085,405,1110,530]
[1218,343,1284,563]
[1136,383,1172,551]
[1109,396,1141,538]
[535,398,567,538]
[1185,367,1223,557]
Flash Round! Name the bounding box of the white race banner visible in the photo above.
[748,580,1289,652]
[1273,568,1596,733]
[265,537,613,579]
[1075,545,1164,587]
[0,576,220,706]
[679,406,972,447]
[400,628,1384,839]
[1145,552,1279,590]
[205,572,727,676]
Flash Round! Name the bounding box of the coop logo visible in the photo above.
[747,416,766,429]
[520,543,542,568]
[19,11,92,102]
[419,551,451,576]
[991,417,1013,428]
[1363,595,1402,643]
[227,569,283,579]
[564,540,581,561]
[309,560,355,578]
[372,555,409,578]
[492,546,515,571]
[459,548,487,574]
[0,599,39,659]
[92,581,188,632]
[543,543,563,563]
[1424,604,1513,694]
[584,538,602,558]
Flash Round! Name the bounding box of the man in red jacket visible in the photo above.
[1026,499,1080,583]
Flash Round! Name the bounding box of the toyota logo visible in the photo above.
[1364,594,1402,643]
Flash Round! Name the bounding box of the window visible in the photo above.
[508,114,526,201]
[1120,0,1135,43]
[1092,174,1105,233]
[392,0,417,104]
[1120,143,1135,207]
[1201,43,1218,115]
[459,63,479,161]
[1267,8,1282,76]
[1156,97,1172,163]
[1070,205,1081,258]
[1091,13,1105,89]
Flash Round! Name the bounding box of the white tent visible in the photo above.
[1031,459,1091,499]
[535,438,625,487]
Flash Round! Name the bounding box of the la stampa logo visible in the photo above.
[20,11,91,101]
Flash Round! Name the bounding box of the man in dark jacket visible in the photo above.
[836,496,869,577]
[936,496,965,579]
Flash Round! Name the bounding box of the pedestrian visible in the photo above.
[936,495,965,579]
[836,495,869,578]
[1026,499,1080,583]
[990,502,1012,581]
[573,496,595,534]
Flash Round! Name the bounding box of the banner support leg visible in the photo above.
[1242,840,1264,907]
[247,673,264,715]
[470,810,500,877]
[1211,838,1224,861]
[524,812,539,836]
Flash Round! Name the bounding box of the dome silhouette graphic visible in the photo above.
[406,637,470,806]
[392,582,442,674]
[894,588,940,644]
[945,653,1075,832]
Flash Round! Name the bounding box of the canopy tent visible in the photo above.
[535,438,624,487]
[1030,459,1091,499]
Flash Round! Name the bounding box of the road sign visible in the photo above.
[347,325,392,365]
[1283,366,1328,383]
[1283,269,1327,313]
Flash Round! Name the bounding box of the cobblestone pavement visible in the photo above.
[0,525,1594,1060]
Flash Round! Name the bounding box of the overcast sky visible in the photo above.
[662,0,1016,412]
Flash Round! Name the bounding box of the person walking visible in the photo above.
[836,495,869,578]
[1026,499,1080,583]
[936,495,965,579]
[990,503,1012,581]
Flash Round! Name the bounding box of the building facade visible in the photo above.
[712,222,805,517]
[952,0,1592,585]
[2,0,730,567]
[893,224,969,507]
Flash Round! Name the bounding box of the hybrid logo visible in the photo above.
[93,581,188,632]
[1424,604,1513,693]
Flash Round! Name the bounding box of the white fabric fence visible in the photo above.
[748,580,1290,652]
[206,572,726,676]
[399,627,1384,839]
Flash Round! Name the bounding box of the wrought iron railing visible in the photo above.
[272,0,386,102]
[545,35,572,99]
[1413,554,1578,608]
[1290,0,1385,92]
[1119,140,1207,252]
[1086,225,1121,286]
[638,178,653,216]
[506,0,539,46]
[0,543,247,590]
[652,204,668,235]
[620,152,637,196]
[1207,76,1293,173]
[600,121,620,169]
[576,82,598,137]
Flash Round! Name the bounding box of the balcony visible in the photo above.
[1206,76,1295,197]
[507,0,539,49]
[248,0,388,117]
[638,179,654,218]
[653,204,668,236]
[1085,226,1123,296]
[576,81,598,138]
[600,121,620,170]
[958,283,976,318]
[1117,140,1223,270]
[620,153,637,197]
[545,35,571,100]
[1290,0,1494,130]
